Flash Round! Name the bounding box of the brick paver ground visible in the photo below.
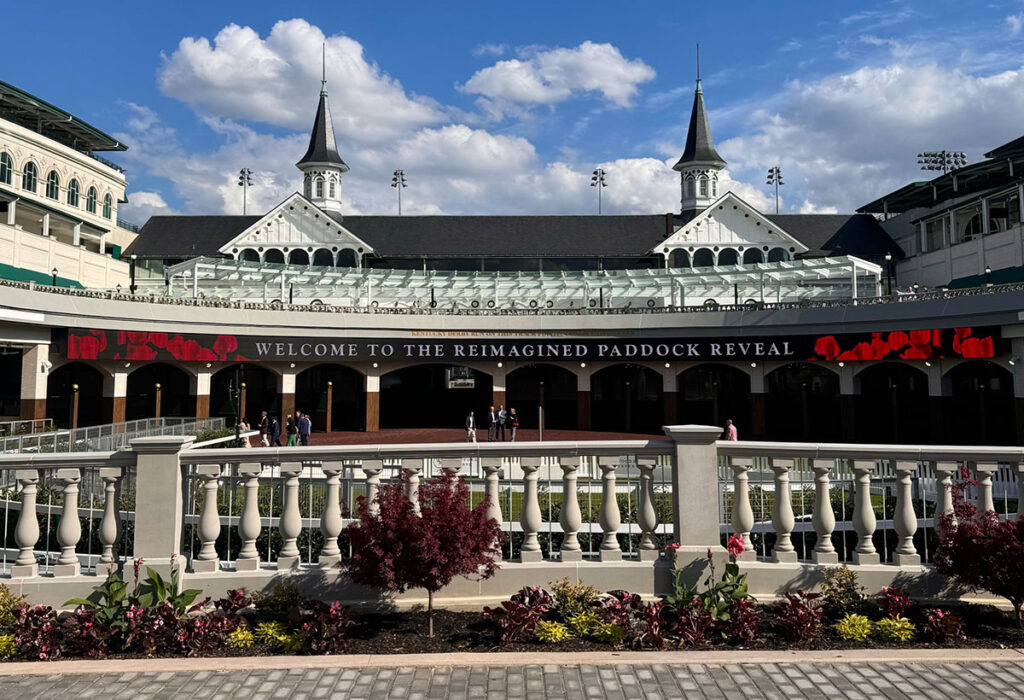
[3,660,1024,699]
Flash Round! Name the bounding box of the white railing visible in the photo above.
[0,418,53,437]
[0,416,225,454]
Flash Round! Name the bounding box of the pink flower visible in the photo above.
[664,542,680,553]
[727,534,745,558]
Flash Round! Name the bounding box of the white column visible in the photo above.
[636,456,659,562]
[975,462,997,512]
[403,460,422,516]
[5,199,14,225]
[519,457,543,562]
[12,469,40,577]
[730,457,756,561]
[277,461,303,569]
[235,461,263,571]
[440,457,462,482]
[893,460,921,566]
[96,467,122,577]
[770,458,797,563]
[936,461,957,520]
[598,456,622,561]
[559,457,583,562]
[41,212,50,237]
[131,436,193,576]
[20,344,49,420]
[54,468,82,576]
[72,223,81,246]
[362,460,383,516]
[192,464,222,573]
[99,233,106,255]
[319,462,344,567]
[811,459,838,564]
[852,460,879,564]
[483,459,504,559]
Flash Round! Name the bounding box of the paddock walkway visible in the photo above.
[308,428,668,445]
[2,650,1023,699]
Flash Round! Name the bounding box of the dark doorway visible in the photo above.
[0,349,20,417]
[379,365,492,429]
[856,363,929,443]
[296,364,366,432]
[46,362,104,428]
[211,364,279,427]
[506,364,578,430]
[766,363,841,441]
[590,364,664,434]
[125,363,192,421]
[677,364,751,435]
[947,361,1015,444]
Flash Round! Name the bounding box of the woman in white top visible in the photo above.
[238,418,252,447]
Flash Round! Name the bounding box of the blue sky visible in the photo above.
[5,1,1024,220]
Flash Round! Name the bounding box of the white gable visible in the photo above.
[218,193,374,256]
[655,192,808,256]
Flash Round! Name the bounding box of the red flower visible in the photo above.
[727,534,745,558]
[960,336,994,358]
[887,330,909,352]
[814,336,841,360]
[953,327,972,354]
[838,342,875,361]
[213,335,238,360]
[165,334,185,358]
[664,542,680,553]
[126,343,158,360]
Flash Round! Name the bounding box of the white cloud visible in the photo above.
[1007,13,1024,36]
[157,19,444,142]
[473,43,507,57]
[798,200,838,214]
[120,191,174,225]
[460,41,656,110]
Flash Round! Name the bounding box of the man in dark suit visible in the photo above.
[486,405,497,441]
[497,405,507,441]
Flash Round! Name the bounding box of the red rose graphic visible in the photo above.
[887,331,909,352]
[870,333,889,359]
[213,335,239,360]
[89,330,107,352]
[67,334,81,359]
[165,334,185,359]
[126,343,158,360]
[147,333,169,349]
[77,335,102,360]
[953,328,972,354]
[839,342,875,361]
[814,336,841,360]
[960,336,994,358]
[181,339,202,361]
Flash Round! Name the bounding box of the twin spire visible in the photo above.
[673,44,726,171]
[296,43,348,172]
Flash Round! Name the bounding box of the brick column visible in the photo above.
[576,368,591,430]
[365,370,380,432]
[491,365,507,411]
[19,344,49,421]
[279,368,296,420]
[102,370,127,424]
[192,370,211,419]
[926,363,949,444]
[749,364,767,439]
[662,366,677,425]
[839,364,856,442]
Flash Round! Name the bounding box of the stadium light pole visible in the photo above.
[237,168,254,215]
[766,166,784,214]
[591,168,607,215]
[917,151,967,174]
[391,169,408,216]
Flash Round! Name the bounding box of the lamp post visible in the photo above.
[70,383,79,430]
[325,380,334,434]
[885,251,894,296]
[985,265,992,287]
[51,267,58,286]
[129,254,137,294]
[917,151,967,174]
[766,166,784,214]
[538,379,545,442]
[154,382,162,419]
[591,168,607,215]
[391,169,407,216]
[237,168,254,215]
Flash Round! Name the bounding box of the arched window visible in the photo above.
[685,177,695,198]
[45,170,60,199]
[0,153,11,185]
[86,186,97,213]
[288,249,310,266]
[328,179,336,198]
[767,247,787,263]
[67,179,80,207]
[22,161,37,191]
[718,249,739,265]
[337,249,357,267]
[264,249,285,264]
[692,248,715,267]
[312,249,334,267]
[742,248,764,264]
[698,176,708,197]
[315,178,324,198]
[239,249,260,262]
[711,177,718,197]
[102,193,112,219]
[303,174,311,198]
[668,249,690,268]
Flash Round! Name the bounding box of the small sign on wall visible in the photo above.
[446,366,475,389]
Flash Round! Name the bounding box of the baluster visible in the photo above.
[520,457,543,562]
[192,464,223,572]
[482,459,504,560]
[893,460,921,566]
[1017,463,1024,522]
[440,458,462,481]
[852,460,879,564]
[811,459,838,564]
[598,456,622,561]
[236,462,263,571]
[559,457,583,562]
[936,461,957,519]
[975,462,997,513]
[770,459,797,563]
[12,469,41,577]
[53,468,83,576]
[96,467,122,577]
[361,459,383,515]
[403,460,422,516]
[636,457,659,562]
[319,461,344,567]
[277,461,303,570]
[729,457,756,562]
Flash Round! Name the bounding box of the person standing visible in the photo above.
[724,419,738,441]
[258,411,270,447]
[270,416,281,447]
[299,412,312,446]
[497,405,507,441]
[285,414,298,446]
[465,410,477,443]
[486,405,497,442]
[508,407,519,442]
[238,417,252,448]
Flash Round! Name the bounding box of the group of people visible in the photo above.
[236,410,313,447]
[464,405,520,443]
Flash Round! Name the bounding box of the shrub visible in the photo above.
[597,590,645,628]
[592,622,626,646]
[535,620,570,643]
[874,617,915,643]
[62,606,114,658]
[215,589,253,615]
[0,633,15,660]
[566,611,599,637]
[176,610,240,657]
[252,584,303,626]
[13,605,64,660]
[777,591,823,642]
[345,471,504,637]
[833,613,873,642]
[483,587,552,646]
[124,602,181,656]
[879,586,912,619]
[666,548,750,624]
[254,621,290,648]
[0,584,27,634]
[922,609,966,643]
[228,625,255,649]
[724,597,762,644]
[301,600,357,655]
[550,578,601,619]
[674,599,714,647]
[820,566,865,617]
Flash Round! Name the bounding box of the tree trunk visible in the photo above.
[428,589,434,638]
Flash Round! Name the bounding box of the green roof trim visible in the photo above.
[0,79,126,153]
[0,262,83,288]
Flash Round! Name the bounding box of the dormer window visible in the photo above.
[685,177,695,198]
[329,179,336,198]
[711,177,718,197]
[315,178,324,198]
[699,176,708,197]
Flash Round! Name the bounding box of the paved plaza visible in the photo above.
[2,653,1023,699]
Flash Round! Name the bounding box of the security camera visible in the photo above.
[40,359,53,373]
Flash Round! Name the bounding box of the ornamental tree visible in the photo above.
[343,470,504,636]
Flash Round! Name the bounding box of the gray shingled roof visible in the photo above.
[296,91,348,170]
[125,216,261,258]
[673,84,726,170]
[767,214,903,259]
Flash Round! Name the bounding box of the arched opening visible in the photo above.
[0,349,20,417]
[46,362,104,428]
[766,363,841,441]
[590,364,663,434]
[288,249,310,266]
[102,193,112,219]
[855,363,929,443]
[337,249,357,267]
[22,162,37,192]
[45,170,60,200]
[947,361,1015,444]
[692,249,714,267]
[0,153,11,185]
[767,247,787,263]
[380,365,493,429]
[506,364,579,430]
[312,249,334,267]
[717,249,739,266]
[295,364,365,432]
[742,248,764,264]
[67,179,80,207]
[677,364,751,436]
[125,363,192,421]
[263,249,285,265]
[211,364,279,427]
[86,186,97,214]
[669,249,690,268]
[239,249,260,262]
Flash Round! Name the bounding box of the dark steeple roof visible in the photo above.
[296,78,349,171]
[673,80,726,171]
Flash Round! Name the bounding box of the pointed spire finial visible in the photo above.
[696,43,702,93]
[320,42,327,96]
